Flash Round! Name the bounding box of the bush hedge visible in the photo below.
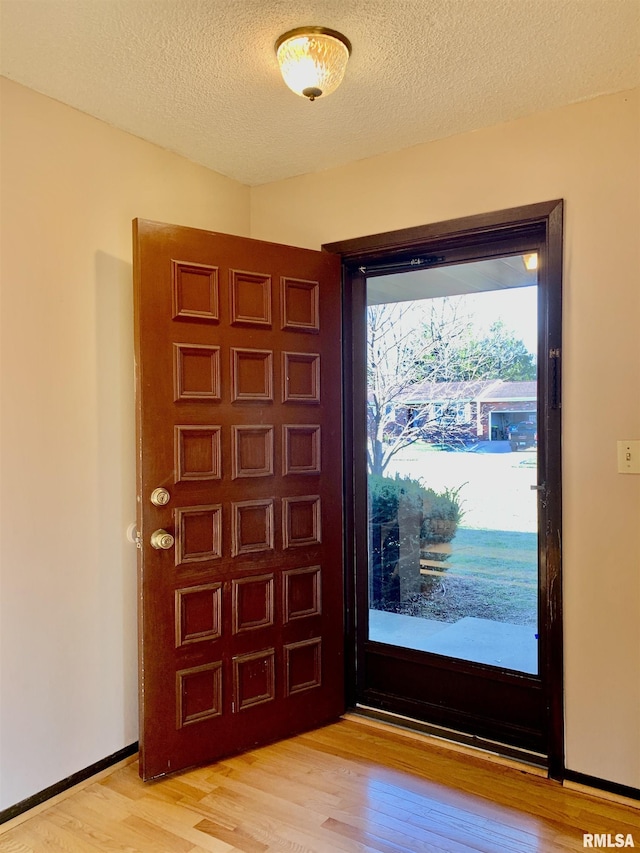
[368,474,464,606]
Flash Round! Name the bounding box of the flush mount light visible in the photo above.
[275,26,352,101]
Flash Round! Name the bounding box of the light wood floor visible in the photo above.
[1,717,638,852]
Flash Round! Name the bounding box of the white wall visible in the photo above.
[0,78,251,810]
[250,89,640,788]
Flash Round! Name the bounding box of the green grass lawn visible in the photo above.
[403,526,538,626]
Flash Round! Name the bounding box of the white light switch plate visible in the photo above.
[617,440,640,473]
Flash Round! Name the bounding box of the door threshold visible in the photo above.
[346,706,548,776]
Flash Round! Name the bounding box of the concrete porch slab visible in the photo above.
[369,610,537,674]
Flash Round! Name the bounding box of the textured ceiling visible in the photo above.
[1,0,638,186]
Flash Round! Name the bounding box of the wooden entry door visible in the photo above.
[133,220,344,781]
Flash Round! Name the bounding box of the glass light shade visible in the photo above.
[276,28,351,100]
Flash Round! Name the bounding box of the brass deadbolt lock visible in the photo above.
[150,487,171,506]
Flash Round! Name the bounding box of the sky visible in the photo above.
[372,285,539,356]
[458,286,538,354]
[367,255,539,355]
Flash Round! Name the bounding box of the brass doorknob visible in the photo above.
[150,529,174,550]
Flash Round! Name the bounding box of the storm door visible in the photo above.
[328,201,564,774]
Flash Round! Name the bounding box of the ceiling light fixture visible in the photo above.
[523,253,539,271]
[275,26,351,101]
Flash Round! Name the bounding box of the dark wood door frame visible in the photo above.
[325,200,565,779]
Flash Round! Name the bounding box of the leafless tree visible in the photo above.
[367,299,471,476]
[367,296,536,475]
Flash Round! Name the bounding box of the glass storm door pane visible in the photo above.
[366,255,539,675]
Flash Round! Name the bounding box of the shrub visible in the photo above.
[421,484,465,543]
[368,474,464,606]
